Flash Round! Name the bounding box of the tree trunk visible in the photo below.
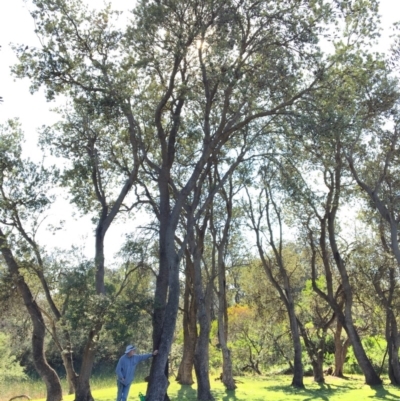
[193,281,214,401]
[324,148,382,385]
[329,231,382,384]
[310,360,323,383]
[146,209,180,400]
[217,259,236,391]
[176,254,197,385]
[74,225,108,401]
[61,348,78,394]
[0,229,63,401]
[74,329,100,401]
[386,312,400,385]
[288,307,304,388]
[192,251,214,400]
[333,320,349,377]
[297,319,328,384]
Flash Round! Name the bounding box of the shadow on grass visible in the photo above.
[177,384,197,400]
[366,385,400,400]
[265,381,355,401]
[221,390,238,401]
[263,381,400,401]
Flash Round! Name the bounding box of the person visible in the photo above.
[115,344,158,401]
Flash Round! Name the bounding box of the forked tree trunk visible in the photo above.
[176,254,197,385]
[297,319,328,384]
[0,229,63,401]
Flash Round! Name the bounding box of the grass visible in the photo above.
[5,374,400,401]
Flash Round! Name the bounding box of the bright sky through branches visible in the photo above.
[0,0,399,260]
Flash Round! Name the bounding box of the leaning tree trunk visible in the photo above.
[61,350,78,395]
[176,254,197,385]
[0,229,63,401]
[329,223,382,384]
[329,144,382,385]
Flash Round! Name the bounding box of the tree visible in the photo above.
[38,63,143,401]
[13,0,372,398]
[176,250,197,385]
[346,97,400,383]
[0,332,27,383]
[0,121,63,401]
[245,165,306,388]
[209,172,242,390]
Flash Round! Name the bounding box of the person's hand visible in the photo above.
[153,350,158,356]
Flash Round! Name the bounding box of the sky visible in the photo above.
[0,0,399,262]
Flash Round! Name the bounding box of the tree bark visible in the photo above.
[329,218,382,385]
[193,279,214,401]
[297,319,327,383]
[288,305,304,388]
[386,311,400,385]
[213,179,236,391]
[73,224,107,401]
[333,320,350,377]
[176,254,197,385]
[61,350,78,395]
[0,229,63,401]
[146,186,180,400]
[315,143,382,385]
[373,264,400,385]
[190,215,214,401]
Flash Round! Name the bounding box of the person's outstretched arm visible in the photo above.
[135,350,158,363]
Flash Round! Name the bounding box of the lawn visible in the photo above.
[6,375,400,401]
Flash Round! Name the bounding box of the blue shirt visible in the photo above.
[115,353,153,385]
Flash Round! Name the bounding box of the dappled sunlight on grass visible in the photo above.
[22,375,400,401]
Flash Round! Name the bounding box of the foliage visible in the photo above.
[0,332,27,382]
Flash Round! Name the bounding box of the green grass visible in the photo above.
[6,375,400,401]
